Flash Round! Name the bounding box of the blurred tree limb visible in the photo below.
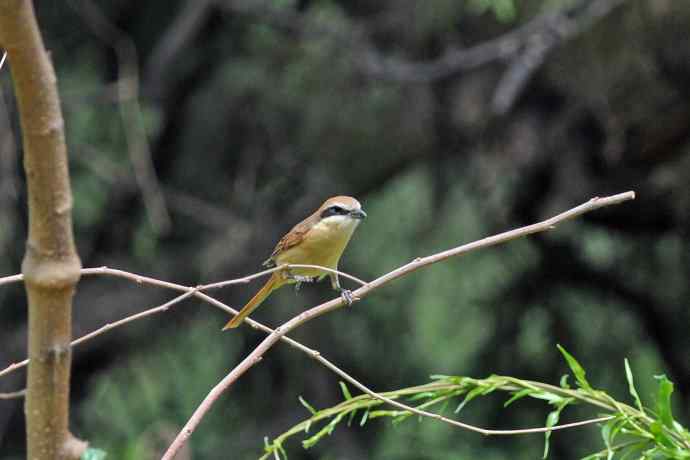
[221,0,631,114]
[0,0,85,458]
[68,0,172,235]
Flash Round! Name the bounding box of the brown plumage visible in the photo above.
[222,196,366,329]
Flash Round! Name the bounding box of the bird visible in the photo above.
[222,196,366,330]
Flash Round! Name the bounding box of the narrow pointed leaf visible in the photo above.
[298,396,317,415]
[557,344,592,390]
[339,381,353,400]
[624,359,645,415]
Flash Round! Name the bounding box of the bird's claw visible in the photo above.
[292,275,316,293]
[340,289,355,305]
[289,274,315,283]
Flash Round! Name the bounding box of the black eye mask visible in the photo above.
[320,205,350,219]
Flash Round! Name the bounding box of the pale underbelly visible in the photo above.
[274,239,347,280]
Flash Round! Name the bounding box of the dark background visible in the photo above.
[1,0,689,458]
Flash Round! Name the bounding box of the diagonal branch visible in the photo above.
[162,191,635,459]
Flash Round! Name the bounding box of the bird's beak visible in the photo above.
[350,209,367,220]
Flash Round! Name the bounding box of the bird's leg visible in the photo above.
[329,272,355,306]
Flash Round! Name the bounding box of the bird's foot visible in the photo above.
[340,289,355,306]
[288,274,315,283]
[292,275,316,293]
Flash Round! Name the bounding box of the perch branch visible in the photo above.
[162,191,635,459]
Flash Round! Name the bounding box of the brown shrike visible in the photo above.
[222,196,366,329]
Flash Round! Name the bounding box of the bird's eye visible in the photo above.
[321,205,347,218]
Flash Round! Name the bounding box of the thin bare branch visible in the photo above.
[0,389,25,399]
[0,292,194,381]
[0,50,6,71]
[162,191,635,459]
[0,264,366,379]
[0,273,22,287]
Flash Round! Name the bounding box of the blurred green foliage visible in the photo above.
[2,0,690,459]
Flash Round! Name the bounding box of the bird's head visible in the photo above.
[316,196,367,231]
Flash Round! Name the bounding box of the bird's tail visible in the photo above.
[222,273,281,330]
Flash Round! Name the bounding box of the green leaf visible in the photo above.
[339,381,353,400]
[360,409,370,426]
[392,412,412,426]
[542,400,571,459]
[504,388,534,407]
[81,448,107,460]
[649,420,674,449]
[601,418,616,460]
[302,412,346,449]
[654,374,675,429]
[618,441,650,460]
[557,344,592,391]
[560,374,571,389]
[347,408,357,426]
[408,391,437,401]
[298,396,317,415]
[543,410,560,459]
[529,392,566,404]
[277,443,288,459]
[624,359,645,415]
[454,383,500,413]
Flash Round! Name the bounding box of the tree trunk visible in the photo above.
[0,1,85,458]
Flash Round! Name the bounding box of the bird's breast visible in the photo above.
[274,219,359,276]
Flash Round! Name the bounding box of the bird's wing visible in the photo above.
[263,215,316,266]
